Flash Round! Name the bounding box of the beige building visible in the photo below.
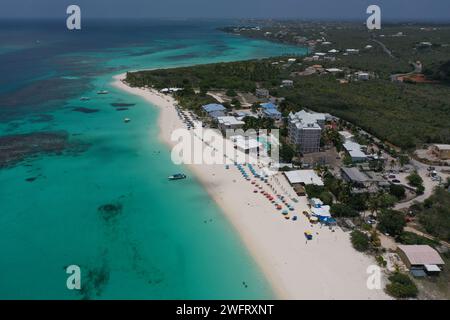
[397,245,445,274]
[432,144,450,160]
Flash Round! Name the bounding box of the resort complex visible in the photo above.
[1,1,449,305]
[122,20,450,300]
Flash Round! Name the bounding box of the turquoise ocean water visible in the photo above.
[0,19,306,299]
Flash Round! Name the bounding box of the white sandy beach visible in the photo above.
[112,73,389,300]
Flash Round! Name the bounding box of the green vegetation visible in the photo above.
[225,88,237,97]
[330,203,359,218]
[126,60,280,92]
[376,255,387,268]
[242,117,274,131]
[407,172,425,195]
[175,88,218,113]
[445,177,450,189]
[410,187,450,241]
[386,272,418,299]
[350,230,370,252]
[397,231,439,247]
[368,192,397,214]
[304,185,333,205]
[389,184,406,200]
[225,23,450,149]
[407,172,423,187]
[377,209,406,237]
[425,60,450,82]
[279,75,450,149]
[279,143,295,162]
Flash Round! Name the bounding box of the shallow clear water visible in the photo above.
[0,19,306,299]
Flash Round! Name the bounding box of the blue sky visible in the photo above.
[1,0,449,21]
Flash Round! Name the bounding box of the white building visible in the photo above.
[311,206,331,218]
[230,135,262,154]
[284,170,324,186]
[255,88,270,99]
[309,198,323,208]
[326,68,343,74]
[343,141,368,162]
[288,110,327,153]
[338,131,354,142]
[217,116,245,132]
[356,71,370,81]
[281,80,294,87]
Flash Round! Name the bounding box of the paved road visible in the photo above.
[371,39,395,58]
[394,159,442,210]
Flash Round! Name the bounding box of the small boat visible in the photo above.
[97,90,109,95]
[80,97,90,101]
[124,118,131,123]
[168,173,187,181]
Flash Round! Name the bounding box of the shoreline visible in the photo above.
[112,73,390,300]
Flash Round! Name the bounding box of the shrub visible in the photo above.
[389,184,406,200]
[351,230,370,252]
[416,187,450,241]
[416,184,425,195]
[319,191,333,205]
[377,209,406,237]
[385,273,418,299]
[225,89,237,97]
[330,203,359,217]
[370,229,381,247]
[376,255,387,267]
[305,185,326,199]
[398,231,439,246]
[407,172,423,188]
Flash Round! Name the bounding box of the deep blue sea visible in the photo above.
[0,19,306,299]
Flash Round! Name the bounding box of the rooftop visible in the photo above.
[434,144,450,150]
[343,141,367,159]
[284,170,324,186]
[263,109,282,117]
[311,205,331,218]
[289,110,326,130]
[326,68,343,73]
[338,131,354,141]
[398,245,445,266]
[341,167,370,183]
[260,102,277,110]
[217,116,245,126]
[209,110,226,119]
[202,103,226,113]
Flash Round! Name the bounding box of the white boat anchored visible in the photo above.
[168,173,187,181]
